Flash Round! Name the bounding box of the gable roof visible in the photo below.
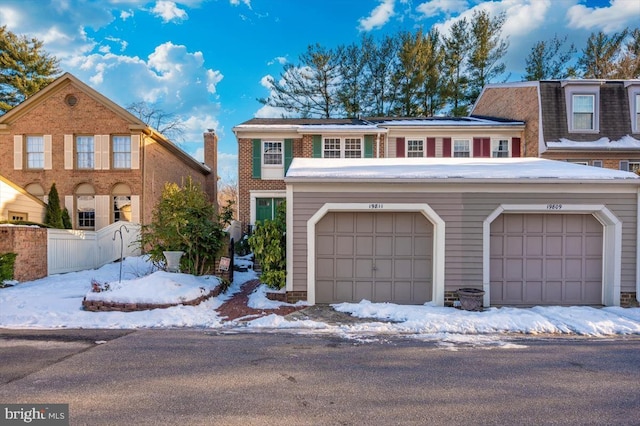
[0,174,47,207]
[0,72,210,175]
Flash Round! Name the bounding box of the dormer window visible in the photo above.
[635,94,640,133]
[572,95,595,131]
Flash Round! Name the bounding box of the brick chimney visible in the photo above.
[203,129,218,206]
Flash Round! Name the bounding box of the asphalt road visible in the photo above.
[1,329,639,425]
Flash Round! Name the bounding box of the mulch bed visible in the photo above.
[215,279,306,322]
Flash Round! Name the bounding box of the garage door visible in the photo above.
[315,212,432,304]
[490,214,603,306]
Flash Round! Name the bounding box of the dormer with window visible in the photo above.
[562,80,602,134]
[626,81,640,134]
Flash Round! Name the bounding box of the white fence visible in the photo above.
[47,222,141,275]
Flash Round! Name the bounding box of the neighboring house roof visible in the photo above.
[0,174,47,207]
[234,116,524,133]
[0,72,210,175]
[285,157,640,183]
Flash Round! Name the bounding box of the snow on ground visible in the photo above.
[1,256,640,348]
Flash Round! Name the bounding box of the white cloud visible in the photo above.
[567,0,637,33]
[416,0,468,18]
[120,10,134,20]
[150,0,188,23]
[358,0,396,31]
[230,0,252,8]
[267,56,287,66]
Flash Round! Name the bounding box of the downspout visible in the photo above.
[141,127,152,227]
[637,186,640,303]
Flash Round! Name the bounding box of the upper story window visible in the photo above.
[323,138,341,158]
[76,136,94,169]
[492,140,509,158]
[344,138,362,158]
[407,139,424,157]
[322,137,363,158]
[26,136,44,169]
[453,140,470,158]
[572,94,595,131]
[112,135,131,169]
[635,94,640,132]
[263,141,283,165]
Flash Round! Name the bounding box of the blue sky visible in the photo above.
[1,0,639,183]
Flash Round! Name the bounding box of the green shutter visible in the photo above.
[312,135,322,158]
[284,139,293,173]
[364,135,374,158]
[252,139,261,178]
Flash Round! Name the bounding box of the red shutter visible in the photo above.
[396,137,405,158]
[442,137,451,157]
[482,138,491,157]
[512,137,521,157]
[473,138,481,158]
[427,138,436,157]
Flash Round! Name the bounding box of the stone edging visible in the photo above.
[82,285,222,312]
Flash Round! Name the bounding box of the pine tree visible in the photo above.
[0,26,60,114]
[391,29,429,117]
[614,28,640,79]
[44,183,63,229]
[442,18,471,116]
[361,34,399,116]
[61,208,72,229]
[577,29,628,78]
[524,34,577,80]
[336,40,368,118]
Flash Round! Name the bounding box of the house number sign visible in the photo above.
[547,204,563,210]
[369,203,384,209]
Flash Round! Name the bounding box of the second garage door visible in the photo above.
[490,213,603,306]
[315,212,432,304]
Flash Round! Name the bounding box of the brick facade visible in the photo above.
[0,73,216,230]
[0,227,47,281]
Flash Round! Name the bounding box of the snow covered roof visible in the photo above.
[285,157,640,183]
[546,135,640,150]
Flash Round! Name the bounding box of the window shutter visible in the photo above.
[592,160,603,167]
[130,195,140,223]
[95,195,110,230]
[396,137,405,157]
[13,135,23,170]
[64,135,73,170]
[101,135,110,170]
[131,134,140,170]
[482,138,491,157]
[473,138,481,157]
[64,196,74,228]
[42,135,53,169]
[364,135,374,158]
[512,137,521,157]
[94,134,101,170]
[442,137,452,157]
[284,138,293,172]
[252,139,262,178]
[312,135,322,158]
[426,138,436,157]
[620,160,629,171]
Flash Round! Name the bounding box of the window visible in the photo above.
[25,183,45,201]
[344,138,362,158]
[572,94,595,131]
[9,212,27,221]
[26,136,44,169]
[492,140,509,158]
[112,183,132,223]
[570,160,589,166]
[407,139,424,157]
[453,140,470,158]
[263,141,283,165]
[629,162,640,174]
[76,136,94,169]
[113,136,131,169]
[636,94,640,132]
[323,138,341,158]
[76,183,95,229]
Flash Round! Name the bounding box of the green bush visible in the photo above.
[0,252,17,283]
[139,177,232,275]
[249,202,286,289]
[44,183,64,229]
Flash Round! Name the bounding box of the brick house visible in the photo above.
[233,116,525,230]
[471,79,640,170]
[0,72,217,230]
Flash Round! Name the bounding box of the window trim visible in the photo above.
[453,139,470,158]
[406,138,425,158]
[491,139,510,158]
[322,136,363,159]
[76,135,95,169]
[8,211,28,221]
[564,83,600,134]
[262,140,284,167]
[25,135,45,169]
[112,135,132,169]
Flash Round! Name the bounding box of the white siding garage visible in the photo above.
[315,211,432,304]
[490,213,603,305]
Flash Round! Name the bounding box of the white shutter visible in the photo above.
[64,135,73,169]
[101,135,110,170]
[131,134,140,169]
[44,135,53,170]
[13,135,23,170]
[64,196,74,228]
[130,195,140,224]
[95,195,110,230]
[94,134,101,170]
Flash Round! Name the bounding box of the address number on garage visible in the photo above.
[547,204,563,210]
[369,203,384,209]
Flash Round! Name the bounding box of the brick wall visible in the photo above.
[473,86,539,158]
[0,227,47,282]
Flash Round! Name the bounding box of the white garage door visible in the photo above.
[315,212,432,304]
[490,214,603,306]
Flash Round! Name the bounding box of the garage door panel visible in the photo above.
[491,214,603,306]
[316,212,433,304]
[507,236,523,255]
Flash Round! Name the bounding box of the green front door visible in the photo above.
[256,198,284,224]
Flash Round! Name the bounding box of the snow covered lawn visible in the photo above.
[1,256,639,341]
